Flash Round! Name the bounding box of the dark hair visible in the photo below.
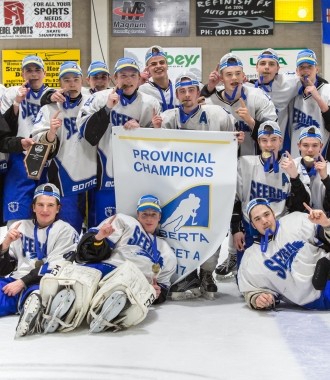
[307,127,316,134]
[263,125,275,134]
[227,57,239,65]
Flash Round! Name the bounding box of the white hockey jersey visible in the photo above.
[251,73,301,138]
[205,85,277,156]
[238,212,330,306]
[160,104,235,131]
[139,80,178,111]
[77,89,161,189]
[237,155,310,223]
[32,96,97,196]
[90,213,177,287]
[1,85,49,138]
[8,219,79,280]
[294,156,330,211]
[288,83,330,158]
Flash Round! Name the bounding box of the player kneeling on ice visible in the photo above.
[238,198,330,310]
[0,183,80,336]
[75,194,177,333]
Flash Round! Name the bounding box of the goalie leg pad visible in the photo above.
[42,288,75,334]
[89,290,127,333]
[40,264,102,332]
[88,261,156,331]
[15,293,43,338]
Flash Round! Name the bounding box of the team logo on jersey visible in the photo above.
[8,202,19,213]
[293,108,320,131]
[105,207,116,218]
[160,185,209,232]
[264,240,304,279]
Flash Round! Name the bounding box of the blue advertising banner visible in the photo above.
[322,0,330,44]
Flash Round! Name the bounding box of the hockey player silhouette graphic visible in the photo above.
[161,194,200,232]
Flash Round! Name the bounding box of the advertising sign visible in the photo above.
[2,49,80,87]
[112,0,189,36]
[196,0,274,37]
[0,0,72,39]
[231,48,304,80]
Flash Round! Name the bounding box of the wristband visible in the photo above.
[93,236,104,246]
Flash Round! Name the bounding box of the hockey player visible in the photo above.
[77,57,161,226]
[1,55,50,224]
[238,198,330,310]
[153,71,241,300]
[216,50,301,278]
[252,48,300,145]
[201,53,277,156]
[139,45,177,111]
[86,60,112,93]
[75,194,177,332]
[0,183,78,326]
[32,61,96,233]
[287,49,330,159]
[218,121,310,273]
[40,61,112,108]
[294,126,330,213]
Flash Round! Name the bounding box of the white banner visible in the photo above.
[112,127,237,283]
[0,0,72,39]
[124,47,202,83]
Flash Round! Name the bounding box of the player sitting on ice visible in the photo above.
[0,183,86,337]
[75,194,177,333]
[238,198,330,310]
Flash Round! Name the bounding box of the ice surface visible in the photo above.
[0,231,330,379]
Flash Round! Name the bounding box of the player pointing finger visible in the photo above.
[1,222,22,251]
[152,107,162,128]
[314,154,328,179]
[106,85,119,108]
[50,88,67,103]
[206,63,221,93]
[47,109,62,143]
[94,215,116,241]
[236,97,255,129]
[15,80,29,104]
[303,202,330,227]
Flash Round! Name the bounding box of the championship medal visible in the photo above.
[152,263,160,274]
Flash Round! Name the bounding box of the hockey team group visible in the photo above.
[1,44,330,338]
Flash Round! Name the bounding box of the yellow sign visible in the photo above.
[2,49,80,88]
[275,0,313,22]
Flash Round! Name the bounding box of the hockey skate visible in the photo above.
[169,269,201,301]
[89,290,127,333]
[15,293,43,338]
[200,269,218,300]
[215,253,237,281]
[42,288,75,334]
